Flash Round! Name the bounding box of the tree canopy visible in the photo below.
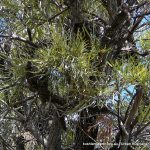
[0,0,150,150]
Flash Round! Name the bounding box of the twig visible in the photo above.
[0,81,17,92]
[134,121,150,137]
[0,34,38,48]
[36,6,69,26]
[130,1,149,12]
[12,95,36,107]
[48,7,69,23]
[137,22,150,30]
[0,135,15,150]
[83,10,107,26]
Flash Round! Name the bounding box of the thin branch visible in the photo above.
[4,117,24,121]
[0,82,17,92]
[124,87,134,97]
[0,77,11,80]
[0,135,15,150]
[127,16,144,38]
[137,22,150,30]
[141,107,150,123]
[83,10,108,26]
[77,124,103,148]
[0,34,38,48]
[48,7,69,23]
[130,1,149,12]
[135,10,150,18]
[12,95,36,108]
[134,121,150,137]
[121,48,150,57]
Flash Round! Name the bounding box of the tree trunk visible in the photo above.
[46,115,63,150]
[74,109,98,150]
[16,136,25,150]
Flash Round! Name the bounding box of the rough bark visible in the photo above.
[15,136,25,150]
[74,109,98,150]
[46,114,63,150]
[66,1,99,149]
[120,86,143,150]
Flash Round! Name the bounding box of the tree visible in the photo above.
[0,0,150,150]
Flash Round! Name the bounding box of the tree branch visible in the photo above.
[83,10,108,26]
[0,135,15,150]
[134,121,150,137]
[125,85,143,130]
[0,34,38,48]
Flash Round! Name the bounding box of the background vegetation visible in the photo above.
[0,0,150,150]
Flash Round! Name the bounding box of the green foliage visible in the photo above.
[62,129,75,147]
[138,103,150,123]
[140,30,150,50]
[83,0,109,20]
[113,58,149,86]
[33,27,104,105]
[0,0,150,149]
